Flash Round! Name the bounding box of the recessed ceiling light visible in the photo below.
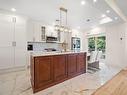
[106,10,110,13]
[93,0,97,3]
[115,17,118,20]
[99,17,113,24]
[11,8,16,12]
[81,1,86,5]
[101,14,106,18]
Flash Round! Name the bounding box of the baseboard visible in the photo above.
[0,66,27,74]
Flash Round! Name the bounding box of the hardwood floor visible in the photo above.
[92,69,127,95]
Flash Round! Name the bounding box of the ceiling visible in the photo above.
[116,0,127,18]
[0,0,125,30]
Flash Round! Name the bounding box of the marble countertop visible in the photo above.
[30,51,86,57]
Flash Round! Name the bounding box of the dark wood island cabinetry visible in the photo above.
[31,52,86,93]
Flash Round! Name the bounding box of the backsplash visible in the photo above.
[27,42,62,51]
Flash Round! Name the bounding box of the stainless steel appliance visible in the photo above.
[46,36,58,43]
[71,37,80,50]
[27,44,33,51]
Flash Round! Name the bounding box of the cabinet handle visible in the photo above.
[12,17,16,23]
[12,41,16,47]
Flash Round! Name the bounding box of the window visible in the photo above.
[88,37,95,51]
[88,36,106,59]
[88,36,105,51]
[97,36,106,52]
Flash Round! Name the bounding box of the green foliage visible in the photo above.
[88,37,95,51]
[88,36,106,52]
[97,36,106,51]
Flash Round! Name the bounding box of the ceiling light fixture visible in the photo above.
[106,10,110,13]
[54,7,72,33]
[101,14,106,18]
[93,0,97,3]
[99,17,113,25]
[11,8,16,12]
[81,1,86,5]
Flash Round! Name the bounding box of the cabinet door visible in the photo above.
[0,14,15,69]
[60,32,65,43]
[77,53,86,73]
[68,54,78,76]
[14,16,27,67]
[46,26,57,37]
[53,55,67,81]
[35,57,53,88]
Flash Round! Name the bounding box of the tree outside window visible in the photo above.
[88,36,106,52]
[88,37,95,51]
[97,36,106,52]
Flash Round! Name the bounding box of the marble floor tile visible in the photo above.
[0,63,122,95]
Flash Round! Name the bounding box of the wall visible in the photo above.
[124,23,127,67]
[84,22,127,68]
[106,23,127,68]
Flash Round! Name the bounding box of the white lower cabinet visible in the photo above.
[0,47,15,69]
[0,13,27,70]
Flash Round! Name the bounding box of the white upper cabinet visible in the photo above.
[27,21,44,42]
[33,22,41,42]
[27,20,34,42]
[0,14,14,47]
[60,32,71,42]
[60,32,65,43]
[46,26,57,37]
[27,20,58,42]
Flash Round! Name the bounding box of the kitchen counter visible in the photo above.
[30,51,86,93]
[30,51,86,57]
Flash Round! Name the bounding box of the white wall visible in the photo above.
[124,23,127,67]
[106,23,127,68]
[84,22,127,68]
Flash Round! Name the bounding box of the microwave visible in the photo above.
[46,36,58,43]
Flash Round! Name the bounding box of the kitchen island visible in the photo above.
[30,51,86,93]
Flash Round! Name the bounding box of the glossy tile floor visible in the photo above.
[0,63,122,95]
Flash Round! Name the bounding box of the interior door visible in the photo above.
[0,14,14,69]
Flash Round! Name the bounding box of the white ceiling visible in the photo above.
[0,0,124,30]
[116,0,127,17]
